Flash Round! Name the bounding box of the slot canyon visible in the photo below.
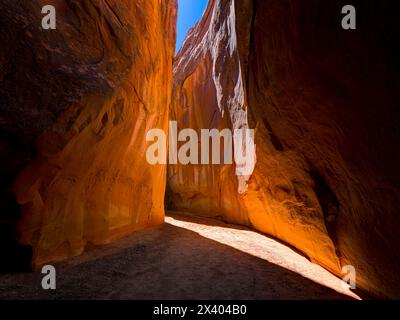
[0,0,399,300]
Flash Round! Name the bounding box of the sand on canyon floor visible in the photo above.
[0,212,362,300]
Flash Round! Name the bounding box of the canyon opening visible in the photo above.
[0,0,400,306]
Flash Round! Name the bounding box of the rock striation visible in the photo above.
[169,0,400,298]
[0,0,177,269]
[1,0,399,299]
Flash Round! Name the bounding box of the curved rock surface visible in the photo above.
[169,0,400,298]
[0,0,177,268]
[1,0,399,299]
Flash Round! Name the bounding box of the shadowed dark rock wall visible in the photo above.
[169,0,400,298]
[0,0,177,269]
[1,0,399,299]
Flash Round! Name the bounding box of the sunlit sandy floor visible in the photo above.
[166,212,360,300]
[0,212,360,300]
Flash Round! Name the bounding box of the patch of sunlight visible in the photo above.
[166,213,361,300]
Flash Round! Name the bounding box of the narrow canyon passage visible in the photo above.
[0,0,399,300]
[0,213,359,300]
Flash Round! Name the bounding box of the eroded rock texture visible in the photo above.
[0,0,177,269]
[169,0,400,298]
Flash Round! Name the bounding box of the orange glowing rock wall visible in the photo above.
[169,0,400,298]
[0,0,177,268]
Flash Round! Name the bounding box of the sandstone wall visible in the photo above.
[1,0,399,298]
[0,0,177,269]
[169,0,400,298]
